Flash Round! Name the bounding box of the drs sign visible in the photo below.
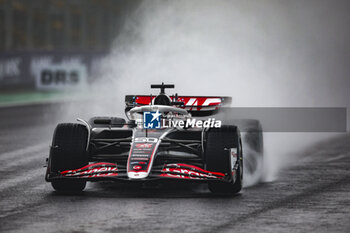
[41,69,79,86]
[33,60,87,90]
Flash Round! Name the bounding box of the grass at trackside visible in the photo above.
[0,91,77,106]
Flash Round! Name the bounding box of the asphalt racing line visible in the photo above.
[0,167,43,192]
[0,183,47,219]
[0,143,49,182]
[1,149,48,170]
[0,143,48,162]
[324,153,350,162]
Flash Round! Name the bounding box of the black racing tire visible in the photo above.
[49,123,88,193]
[205,125,243,195]
[88,116,126,128]
[222,119,263,178]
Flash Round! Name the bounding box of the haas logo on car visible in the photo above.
[135,143,153,149]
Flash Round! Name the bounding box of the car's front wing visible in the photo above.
[46,162,230,182]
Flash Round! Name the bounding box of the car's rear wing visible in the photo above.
[125,95,232,116]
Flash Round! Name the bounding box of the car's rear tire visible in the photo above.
[205,125,243,195]
[49,123,88,193]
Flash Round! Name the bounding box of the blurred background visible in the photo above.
[0,0,140,93]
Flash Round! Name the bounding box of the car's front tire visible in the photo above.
[49,123,89,193]
[205,125,243,195]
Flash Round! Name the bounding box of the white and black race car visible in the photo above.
[45,83,263,195]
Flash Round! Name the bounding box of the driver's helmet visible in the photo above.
[153,94,171,105]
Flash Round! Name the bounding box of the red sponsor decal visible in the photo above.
[79,173,119,178]
[164,163,225,177]
[161,167,222,179]
[61,166,118,177]
[61,162,117,174]
[135,143,153,149]
[159,173,199,179]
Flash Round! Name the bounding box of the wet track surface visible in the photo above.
[0,104,349,233]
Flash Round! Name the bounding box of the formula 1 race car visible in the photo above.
[45,83,263,195]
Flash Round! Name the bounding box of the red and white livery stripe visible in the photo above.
[60,162,118,177]
[134,96,222,111]
[160,163,226,180]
